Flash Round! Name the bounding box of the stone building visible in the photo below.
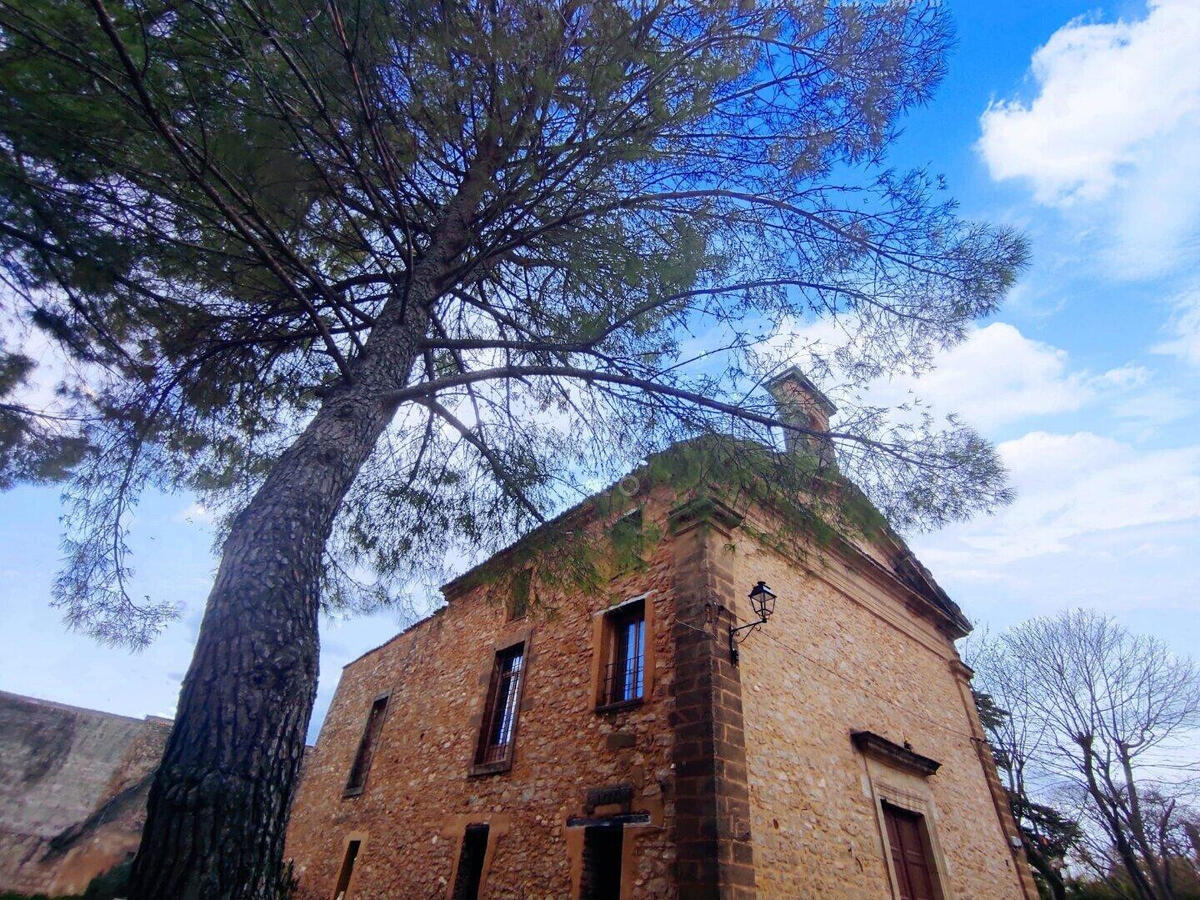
[0,690,170,895]
[285,370,1037,899]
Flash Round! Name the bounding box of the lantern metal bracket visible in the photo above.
[728,618,766,665]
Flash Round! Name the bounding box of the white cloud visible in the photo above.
[768,318,1200,632]
[978,0,1200,277]
[774,319,1147,433]
[866,323,1132,431]
[1110,387,1194,429]
[1155,283,1200,367]
[919,430,1200,568]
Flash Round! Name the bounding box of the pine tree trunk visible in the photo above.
[127,144,497,897]
[127,291,429,899]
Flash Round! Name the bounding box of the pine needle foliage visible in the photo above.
[1,0,1026,648]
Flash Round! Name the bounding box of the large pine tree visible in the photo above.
[0,0,1025,895]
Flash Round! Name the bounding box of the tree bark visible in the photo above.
[127,295,428,899]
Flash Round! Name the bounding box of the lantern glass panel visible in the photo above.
[749,582,776,620]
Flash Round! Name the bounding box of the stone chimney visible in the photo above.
[765,366,838,468]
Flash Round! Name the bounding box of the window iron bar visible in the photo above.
[477,649,524,765]
[602,655,644,706]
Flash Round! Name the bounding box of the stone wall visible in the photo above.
[285,475,1035,899]
[285,489,682,899]
[723,513,1034,899]
[0,691,170,895]
[667,499,754,899]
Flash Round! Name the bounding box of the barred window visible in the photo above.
[601,600,645,708]
[475,643,525,768]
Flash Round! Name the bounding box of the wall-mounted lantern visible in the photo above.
[729,580,777,664]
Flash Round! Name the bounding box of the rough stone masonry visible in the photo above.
[0,691,170,895]
[285,374,1038,899]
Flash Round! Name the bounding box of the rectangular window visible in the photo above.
[601,601,645,707]
[609,507,644,564]
[883,803,940,900]
[333,839,361,900]
[451,823,490,900]
[581,824,623,899]
[506,569,531,621]
[475,643,525,768]
[344,694,388,795]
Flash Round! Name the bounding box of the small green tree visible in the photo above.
[0,0,1026,895]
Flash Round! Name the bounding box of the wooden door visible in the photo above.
[883,803,939,900]
[451,824,489,900]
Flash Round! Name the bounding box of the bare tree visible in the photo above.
[970,675,1080,899]
[974,611,1200,900]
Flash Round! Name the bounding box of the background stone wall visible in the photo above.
[0,690,169,895]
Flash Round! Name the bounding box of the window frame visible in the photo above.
[592,595,657,715]
[332,834,365,900]
[470,639,528,776]
[342,692,390,798]
[450,823,490,900]
[599,601,646,710]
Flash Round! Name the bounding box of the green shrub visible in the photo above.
[81,859,131,900]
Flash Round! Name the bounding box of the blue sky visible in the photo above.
[2,0,1198,741]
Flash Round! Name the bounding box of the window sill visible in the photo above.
[595,697,644,714]
[468,759,513,777]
